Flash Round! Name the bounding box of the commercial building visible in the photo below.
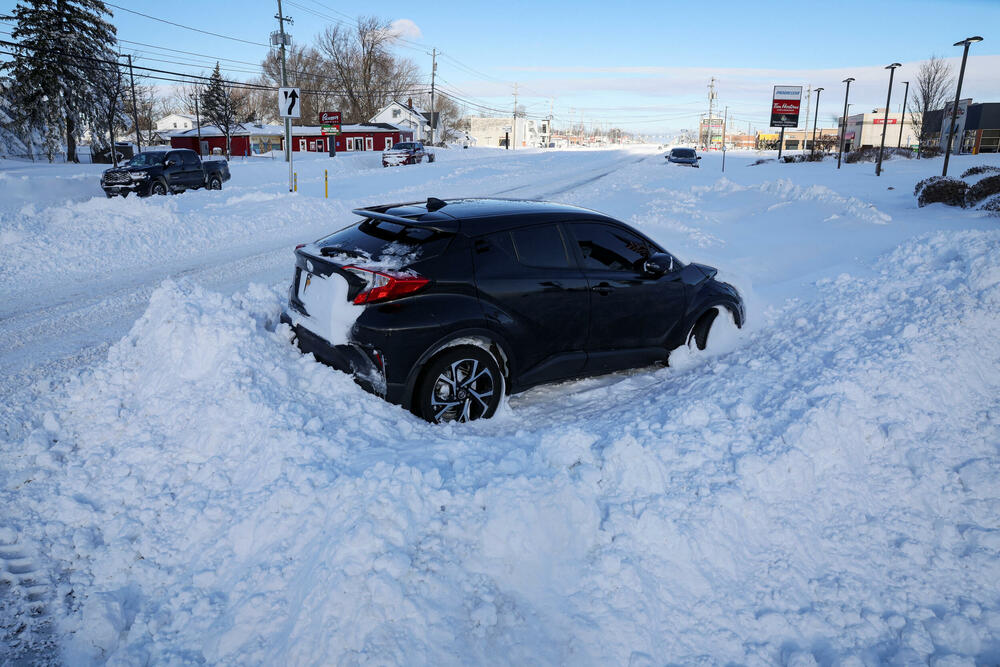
[839,109,919,152]
[757,128,841,151]
[467,116,549,149]
[922,100,1000,154]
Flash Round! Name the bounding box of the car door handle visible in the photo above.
[591,282,614,295]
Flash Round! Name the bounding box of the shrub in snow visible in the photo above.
[965,175,1000,207]
[846,147,912,164]
[749,158,775,166]
[979,194,1000,215]
[920,145,942,158]
[914,175,945,197]
[917,177,968,208]
[780,154,825,164]
[961,165,1000,179]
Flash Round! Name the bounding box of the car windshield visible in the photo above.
[672,149,696,158]
[127,152,166,167]
[392,143,416,150]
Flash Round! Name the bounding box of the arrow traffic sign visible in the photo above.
[279,87,301,118]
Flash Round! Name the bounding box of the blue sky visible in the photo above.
[1,0,997,134]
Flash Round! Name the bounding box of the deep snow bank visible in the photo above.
[3,226,1000,663]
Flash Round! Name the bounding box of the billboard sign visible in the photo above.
[770,85,803,128]
[319,111,341,134]
[873,118,898,124]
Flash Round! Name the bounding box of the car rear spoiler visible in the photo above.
[351,205,454,233]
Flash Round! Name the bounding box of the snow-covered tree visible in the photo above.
[1,0,117,162]
[92,55,130,165]
[201,63,248,159]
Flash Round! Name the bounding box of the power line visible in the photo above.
[104,3,269,47]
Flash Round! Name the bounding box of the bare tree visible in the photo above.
[909,55,953,157]
[92,57,130,165]
[317,16,420,123]
[259,46,338,125]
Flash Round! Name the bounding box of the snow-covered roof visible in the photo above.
[169,122,412,138]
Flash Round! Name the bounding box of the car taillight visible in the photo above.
[295,243,306,250]
[344,266,429,305]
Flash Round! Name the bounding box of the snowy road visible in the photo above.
[3,147,1000,664]
[0,149,646,437]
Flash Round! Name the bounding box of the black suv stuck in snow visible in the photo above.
[101,148,230,198]
[281,198,744,423]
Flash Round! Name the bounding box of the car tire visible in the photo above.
[688,307,720,351]
[415,345,502,423]
[104,190,113,198]
[208,175,222,190]
[428,154,435,163]
[150,180,168,196]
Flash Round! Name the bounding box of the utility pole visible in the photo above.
[512,83,518,150]
[275,0,293,167]
[194,93,202,154]
[838,77,854,169]
[126,54,141,151]
[811,87,824,157]
[429,48,437,145]
[548,98,553,147]
[705,77,716,149]
[876,63,901,177]
[897,80,909,149]
[803,85,811,153]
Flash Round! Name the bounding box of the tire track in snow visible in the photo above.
[0,533,56,664]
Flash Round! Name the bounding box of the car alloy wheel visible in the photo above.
[418,346,502,423]
[209,176,222,190]
[151,181,167,196]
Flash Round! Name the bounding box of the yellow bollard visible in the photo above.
[324,169,328,199]
[294,173,297,192]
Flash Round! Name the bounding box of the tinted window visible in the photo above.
[314,218,452,264]
[181,152,200,167]
[510,224,570,268]
[393,143,415,150]
[127,152,166,167]
[672,148,696,158]
[166,152,183,165]
[570,223,652,272]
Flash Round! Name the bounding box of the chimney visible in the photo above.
[407,98,413,110]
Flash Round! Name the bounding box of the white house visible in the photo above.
[369,100,438,143]
[155,113,198,133]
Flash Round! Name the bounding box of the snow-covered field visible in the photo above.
[2,146,999,664]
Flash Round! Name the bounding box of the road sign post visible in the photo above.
[279,87,301,192]
[320,111,341,157]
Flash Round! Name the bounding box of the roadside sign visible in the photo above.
[321,125,340,136]
[770,85,802,128]
[279,87,301,118]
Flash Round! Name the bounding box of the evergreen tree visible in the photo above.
[201,63,247,159]
[1,0,117,162]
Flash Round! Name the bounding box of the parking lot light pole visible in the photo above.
[811,87,823,157]
[837,77,854,169]
[942,36,983,177]
[897,81,909,149]
[876,63,901,177]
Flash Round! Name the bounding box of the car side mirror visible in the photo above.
[642,252,674,276]
[164,159,175,166]
[697,156,702,160]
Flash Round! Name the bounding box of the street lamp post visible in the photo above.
[837,77,854,169]
[942,36,983,177]
[810,87,823,157]
[876,63,902,177]
[897,81,909,149]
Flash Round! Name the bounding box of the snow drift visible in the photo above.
[4,224,1000,663]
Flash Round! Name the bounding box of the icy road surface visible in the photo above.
[2,147,999,664]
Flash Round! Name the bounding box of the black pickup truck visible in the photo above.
[101,148,231,198]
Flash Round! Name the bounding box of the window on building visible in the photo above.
[979,129,1000,153]
[173,123,177,128]
[392,108,401,118]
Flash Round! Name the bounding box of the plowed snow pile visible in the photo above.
[3,228,999,663]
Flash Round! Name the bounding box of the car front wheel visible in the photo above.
[150,180,167,196]
[416,346,502,423]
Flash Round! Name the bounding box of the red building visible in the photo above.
[169,122,413,156]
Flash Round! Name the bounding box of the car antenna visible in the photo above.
[426,197,447,212]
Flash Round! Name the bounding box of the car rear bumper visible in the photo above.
[280,311,404,405]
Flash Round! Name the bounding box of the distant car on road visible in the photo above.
[667,147,701,167]
[382,141,435,167]
[281,198,744,423]
[100,148,230,198]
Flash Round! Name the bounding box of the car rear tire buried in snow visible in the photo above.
[208,175,222,190]
[416,346,502,423]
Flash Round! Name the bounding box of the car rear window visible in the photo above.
[672,149,696,158]
[314,218,452,267]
